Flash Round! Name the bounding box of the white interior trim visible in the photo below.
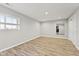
[68,38,79,50]
[41,34,68,39]
[0,35,40,52]
[0,35,79,52]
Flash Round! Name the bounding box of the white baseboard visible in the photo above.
[66,37,79,50]
[1,35,78,53]
[40,35,68,39]
[0,35,40,52]
[41,35,79,50]
[72,42,79,50]
[75,45,79,50]
[69,39,79,50]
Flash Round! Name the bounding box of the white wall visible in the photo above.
[68,8,79,49]
[0,5,40,51]
[40,20,68,38]
[1,4,79,51]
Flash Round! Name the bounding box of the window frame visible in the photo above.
[0,16,20,30]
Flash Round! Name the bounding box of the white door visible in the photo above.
[59,24,64,35]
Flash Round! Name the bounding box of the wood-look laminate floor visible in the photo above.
[0,37,79,56]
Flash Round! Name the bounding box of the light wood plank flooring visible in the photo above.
[0,37,79,56]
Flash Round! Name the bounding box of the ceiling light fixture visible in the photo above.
[45,11,48,15]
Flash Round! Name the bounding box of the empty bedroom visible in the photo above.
[0,3,79,56]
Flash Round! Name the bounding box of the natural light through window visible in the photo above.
[0,16,20,30]
[0,16,5,23]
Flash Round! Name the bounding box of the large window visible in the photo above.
[0,16,20,30]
